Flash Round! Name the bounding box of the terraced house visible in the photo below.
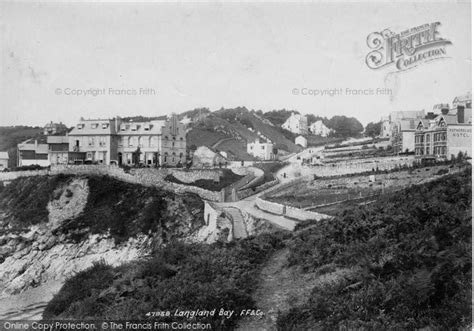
[117,114,186,166]
[67,114,186,166]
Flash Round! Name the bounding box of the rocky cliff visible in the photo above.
[0,174,207,297]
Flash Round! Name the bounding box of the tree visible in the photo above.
[132,147,141,166]
[365,121,382,138]
[326,116,364,138]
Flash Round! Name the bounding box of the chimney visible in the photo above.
[457,106,465,124]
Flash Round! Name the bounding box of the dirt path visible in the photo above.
[236,248,320,331]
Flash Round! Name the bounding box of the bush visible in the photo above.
[280,169,472,329]
[44,232,289,328]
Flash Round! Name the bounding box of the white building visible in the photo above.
[295,135,307,148]
[17,139,50,167]
[309,120,331,137]
[247,139,274,160]
[282,112,308,135]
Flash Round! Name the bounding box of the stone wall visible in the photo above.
[237,178,279,200]
[255,196,328,221]
[255,197,285,215]
[285,205,327,221]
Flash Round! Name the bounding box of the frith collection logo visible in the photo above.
[365,22,452,71]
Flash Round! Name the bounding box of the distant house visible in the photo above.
[17,138,50,167]
[309,120,331,137]
[43,121,68,136]
[0,152,9,169]
[295,135,307,148]
[282,112,308,135]
[247,139,274,160]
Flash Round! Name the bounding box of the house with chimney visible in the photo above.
[415,94,472,162]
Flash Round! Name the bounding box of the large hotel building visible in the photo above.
[19,114,187,167]
[414,94,472,162]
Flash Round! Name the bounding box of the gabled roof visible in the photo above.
[453,92,472,104]
[416,119,430,130]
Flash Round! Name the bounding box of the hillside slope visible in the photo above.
[0,174,205,297]
[276,169,471,330]
[186,108,301,161]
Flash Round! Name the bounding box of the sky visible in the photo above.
[0,1,471,127]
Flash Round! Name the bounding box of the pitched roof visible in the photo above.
[69,119,117,135]
[117,120,166,135]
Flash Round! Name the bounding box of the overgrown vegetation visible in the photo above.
[44,232,289,328]
[278,169,471,330]
[56,175,204,243]
[0,174,72,231]
[0,174,204,243]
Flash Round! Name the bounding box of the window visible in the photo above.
[99,137,106,146]
[102,123,109,129]
[91,123,98,129]
[88,137,95,146]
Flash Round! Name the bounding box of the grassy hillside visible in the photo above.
[0,175,204,244]
[186,108,301,161]
[278,169,471,330]
[43,232,289,328]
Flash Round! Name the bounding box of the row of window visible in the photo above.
[120,152,184,165]
[415,132,447,143]
[415,146,447,156]
[77,123,109,130]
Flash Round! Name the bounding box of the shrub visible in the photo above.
[44,232,289,328]
[279,169,472,329]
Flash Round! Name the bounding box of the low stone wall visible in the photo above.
[232,167,265,190]
[285,205,326,221]
[237,178,279,200]
[0,170,49,181]
[255,197,285,215]
[255,196,327,221]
